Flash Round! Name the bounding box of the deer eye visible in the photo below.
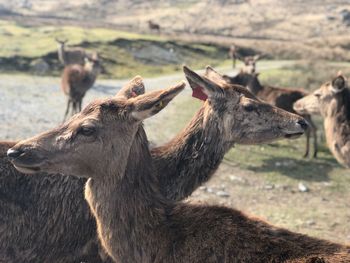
[78,126,96,137]
[314,93,321,98]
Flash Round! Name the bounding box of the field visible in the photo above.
[1,60,349,244]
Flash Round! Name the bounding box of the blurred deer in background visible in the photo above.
[294,74,350,167]
[237,54,262,74]
[61,54,101,122]
[148,20,161,33]
[55,38,89,66]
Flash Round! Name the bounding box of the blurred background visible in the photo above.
[0,0,349,244]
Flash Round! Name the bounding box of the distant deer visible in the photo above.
[55,38,89,66]
[0,69,308,262]
[228,44,237,68]
[237,54,262,74]
[148,20,161,33]
[8,68,350,263]
[61,54,101,122]
[223,71,318,158]
[294,74,350,167]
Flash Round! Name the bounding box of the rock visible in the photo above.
[306,220,316,226]
[229,175,245,182]
[207,187,214,193]
[216,190,230,197]
[298,182,309,192]
[30,59,50,75]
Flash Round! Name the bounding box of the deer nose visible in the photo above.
[297,119,308,131]
[7,148,24,159]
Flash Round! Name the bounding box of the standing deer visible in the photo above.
[55,38,89,66]
[237,54,262,74]
[1,67,309,262]
[61,54,101,122]
[294,74,350,168]
[223,71,318,158]
[148,20,161,33]
[8,69,350,263]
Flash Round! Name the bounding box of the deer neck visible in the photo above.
[323,91,350,159]
[151,103,234,201]
[85,127,170,262]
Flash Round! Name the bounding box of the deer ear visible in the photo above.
[204,66,227,85]
[183,66,224,101]
[130,81,185,121]
[116,76,145,99]
[331,75,346,94]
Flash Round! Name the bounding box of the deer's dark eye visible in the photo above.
[243,104,257,112]
[78,126,96,137]
[314,93,321,98]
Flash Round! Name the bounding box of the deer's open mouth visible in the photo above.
[284,132,304,139]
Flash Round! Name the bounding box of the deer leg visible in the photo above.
[308,119,318,158]
[72,101,78,116]
[233,57,236,68]
[78,100,82,112]
[63,99,72,123]
[303,127,310,158]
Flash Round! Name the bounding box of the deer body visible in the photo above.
[61,57,100,121]
[8,76,349,263]
[224,72,318,157]
[56,39,88,66]
[294,75,350,167]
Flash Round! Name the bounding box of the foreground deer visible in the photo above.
[8,70,350,262]
[1,66,310,262]
[224,71,318,158]
[61,54,101,122]
[294,74,350,168]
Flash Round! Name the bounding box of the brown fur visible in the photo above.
[224,71,318,158]
[0,69,307,262]
[61,56,100,122]
[9,76,350,262]
[55,38,91,66]
[294,75,350,167]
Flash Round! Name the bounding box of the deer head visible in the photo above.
[294,74,348,116]
[185,66,308,144]
[55,38,68,46]
[237,54,262,74]
[7,78,185,179]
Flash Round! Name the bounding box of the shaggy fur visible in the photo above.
[1,68,306,262]
[9,90,350,263]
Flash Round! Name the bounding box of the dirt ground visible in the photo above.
[1,62,349,244]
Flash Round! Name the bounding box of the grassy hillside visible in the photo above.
[0,20,229,78]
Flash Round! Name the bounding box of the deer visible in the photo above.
[223,70,318,158]
[7,68,350,263]
[237,54,262,74]
[147,20,161,33]
[294,74,350,168]
[61,54,101,122]
[1,66,309,262]
[55,38,90,66]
